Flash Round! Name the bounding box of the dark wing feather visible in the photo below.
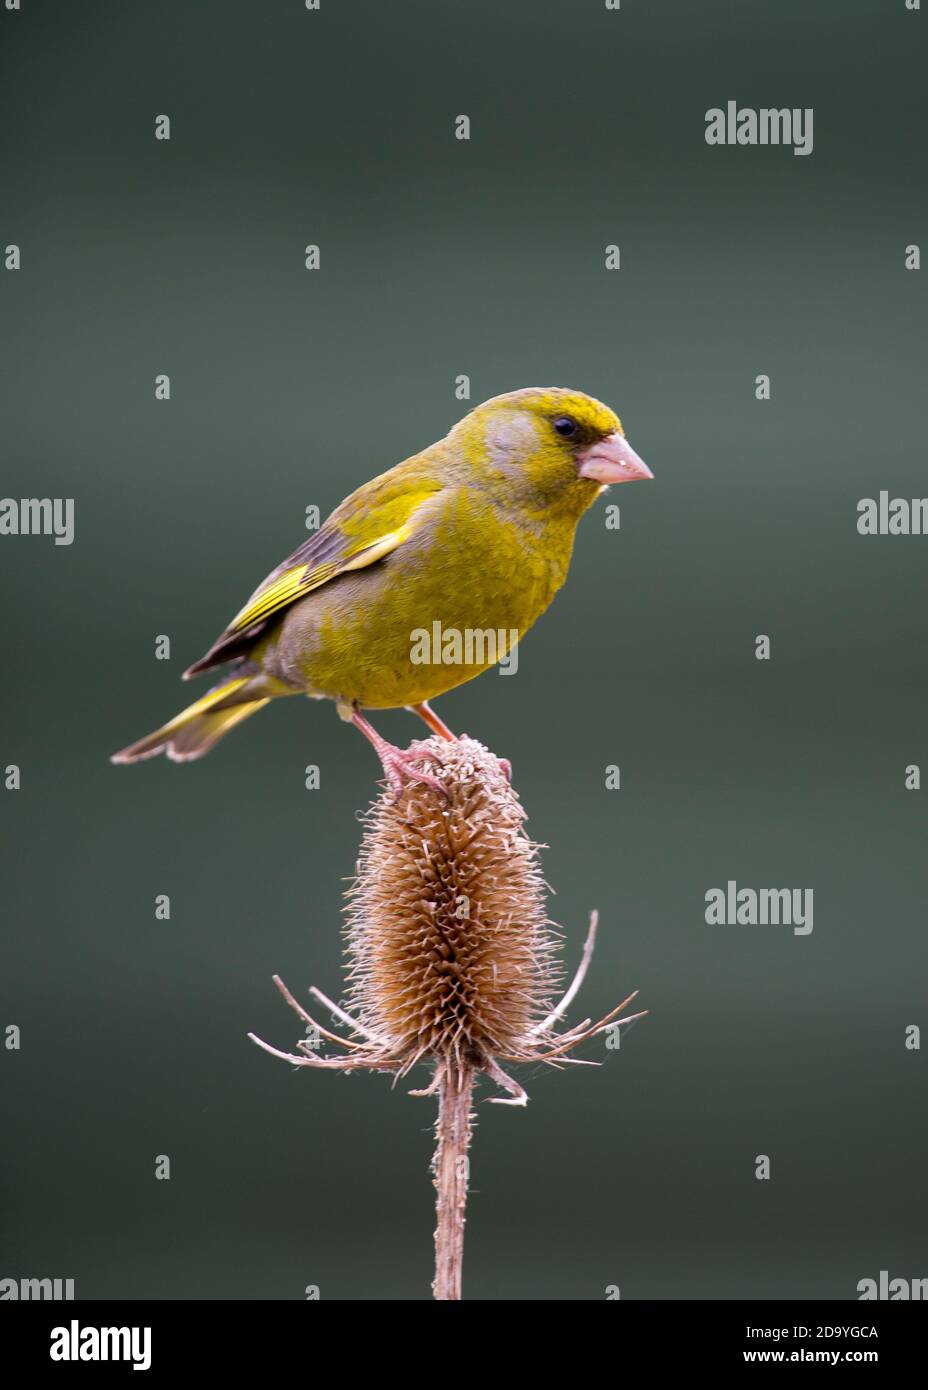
[183,474,442,679]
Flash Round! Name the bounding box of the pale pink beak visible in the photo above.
[578,432,654,485]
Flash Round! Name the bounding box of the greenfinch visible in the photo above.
[112,387,653,788]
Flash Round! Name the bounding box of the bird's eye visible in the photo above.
[552,416,578,439]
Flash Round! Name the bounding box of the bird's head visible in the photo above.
[448,387,653,519]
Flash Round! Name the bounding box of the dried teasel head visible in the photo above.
[345,735,561,1076]
[250,735,644,1105]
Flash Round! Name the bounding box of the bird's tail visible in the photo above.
[111,675,271,764]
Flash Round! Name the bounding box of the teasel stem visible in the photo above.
[432,1062,475,1301]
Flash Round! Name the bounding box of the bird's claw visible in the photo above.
[381,746,448,799]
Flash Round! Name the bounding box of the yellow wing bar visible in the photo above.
[228,523,418,635]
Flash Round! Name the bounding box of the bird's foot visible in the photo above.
[352,710,447,798]
[378,742,447,798]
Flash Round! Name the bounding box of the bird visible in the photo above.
[111,386,653,790]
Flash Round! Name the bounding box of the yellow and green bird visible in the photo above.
[112,387,653,789]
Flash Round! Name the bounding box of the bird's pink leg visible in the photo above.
[351,709,446,797]
[407,700,456,741]
[407,700,511,782]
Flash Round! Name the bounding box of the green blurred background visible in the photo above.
[1,0,925,1300]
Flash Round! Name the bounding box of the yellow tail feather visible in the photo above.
[111,678,270,764]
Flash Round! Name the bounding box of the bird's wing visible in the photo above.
[184,474,443,678]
